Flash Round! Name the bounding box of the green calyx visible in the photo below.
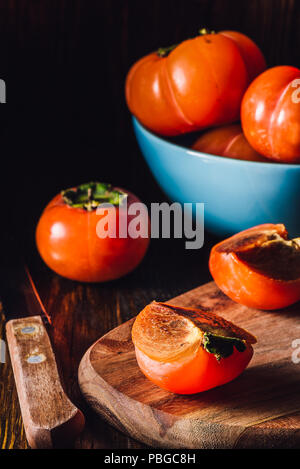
[202,332,246,362]
[198,27,216,36]
[157,27,216,57]
[61,182,127,211]
[157,43,178,57]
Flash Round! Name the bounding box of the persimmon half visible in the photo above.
[209,223,300,310]
[132,302,256,394]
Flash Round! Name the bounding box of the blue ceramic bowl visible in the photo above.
[133,117,300,237]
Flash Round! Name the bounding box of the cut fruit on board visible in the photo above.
[78,281,300,449]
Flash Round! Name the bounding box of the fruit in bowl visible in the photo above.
[241,66,300,163]
[127,28,300,237]
[191,124,269,162]
[126,29,266,136]
[132,117,300,237]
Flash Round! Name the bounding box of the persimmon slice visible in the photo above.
[209,223,300,310]
[132,302,256,394]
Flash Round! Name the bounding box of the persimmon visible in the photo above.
[209,223,300,310]
[126,29,266,136]
[191,124,269,162]
[36,182,150,282]
[241,66,300,162]
[132,302,256,394]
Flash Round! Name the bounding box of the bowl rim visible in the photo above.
[133,116,300,170]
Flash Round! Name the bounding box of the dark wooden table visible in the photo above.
[0,227,219,449]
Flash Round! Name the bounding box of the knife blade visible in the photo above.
[1,235,85,449]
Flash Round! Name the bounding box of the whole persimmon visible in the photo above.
[241,66,300,162]
[191,124,269,162]
[36,182,150,282]
[126,29,266,136]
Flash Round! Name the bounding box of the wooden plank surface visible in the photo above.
[78,282,300,449]
[0,235,216,449]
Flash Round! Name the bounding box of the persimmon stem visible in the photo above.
[203,332,246,361]
[198,28,216,36]
[157,44,178,57]
[157,28,216,57]
[62,182,127,211]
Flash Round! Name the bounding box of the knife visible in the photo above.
[0,234,85,449]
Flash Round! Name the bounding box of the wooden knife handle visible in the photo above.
[5,315,85,448]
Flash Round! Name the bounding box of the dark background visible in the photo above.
[0,0,299,236]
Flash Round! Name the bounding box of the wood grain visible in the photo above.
[5,316,85,448]
[78,282,300,449]
[0,305,27,449]
[1,228,215,449]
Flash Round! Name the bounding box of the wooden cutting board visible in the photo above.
[78,281,300,449]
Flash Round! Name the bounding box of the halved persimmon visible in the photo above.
[132,302,256,394]
[209,223,300,310]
